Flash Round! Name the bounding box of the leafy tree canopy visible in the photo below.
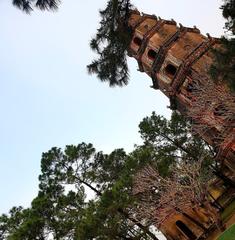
[0,112,218,240]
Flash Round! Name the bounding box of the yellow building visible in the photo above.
[158,178,235,239]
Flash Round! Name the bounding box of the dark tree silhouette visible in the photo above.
[210,0,235,91]
[1,113,215,240]
[87,0,134,87]
[12,0,61,13]
[221,0,235,33]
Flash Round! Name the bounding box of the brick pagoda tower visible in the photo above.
[128,10,235,177]
[127,10,235,240]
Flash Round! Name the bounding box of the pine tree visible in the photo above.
[138,112,215,176]
[87,0,134,87]
[210,0,235,91]
[0,113,218,239]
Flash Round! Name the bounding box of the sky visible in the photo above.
[0,0,225,230]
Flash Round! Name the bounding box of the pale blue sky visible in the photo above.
[0,0,225,216]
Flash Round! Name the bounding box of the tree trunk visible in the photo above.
[78,178,159,240]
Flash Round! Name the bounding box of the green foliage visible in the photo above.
[1,190,86,239]
[39,143,97,193]
[89,148,127,188]
[87,0,134,87]
[138,112,214,176]
[75,200,132,240]
[210,0,235,92]
[0,113,217,239]
[217,223,235,240]
[12,0,60,13]
[0,206,46,240]
[210,38,235,92]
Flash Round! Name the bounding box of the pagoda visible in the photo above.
[127,10,235,240]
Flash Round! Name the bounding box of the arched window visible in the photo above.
[176,220,197,240]
[165,63,177,79]
[147,49,157,61]
[144,24,149,30]
[186,82,194,93]
[133,37,142,47]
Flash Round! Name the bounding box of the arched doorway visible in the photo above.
[176,220,197,239]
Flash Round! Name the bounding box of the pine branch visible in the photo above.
[12,0,61,13]
[87,0,134,87]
